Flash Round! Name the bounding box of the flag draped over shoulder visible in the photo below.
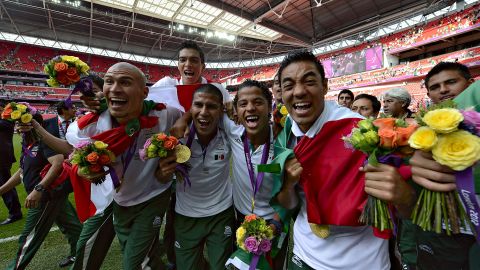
[271,116,368,227]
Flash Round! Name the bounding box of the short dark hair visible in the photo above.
[55,101,71,115]
[193,84,223,105]
[87,73,104,89]
[178,40,205,64]
[338,89,354,101]
[354,93,381,113]
[425,62,472,90]
[277,51,325,86]
[233,79,272,110]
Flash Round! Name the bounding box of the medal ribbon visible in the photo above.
[242,129,270,213]
[110,136,138,188]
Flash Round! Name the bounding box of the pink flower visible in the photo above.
[462,110,480,135]
[139,149,147,161]
[143,138,152,149]
[244,236,259,254]
[75,141,90,148]
[258,239,271,253]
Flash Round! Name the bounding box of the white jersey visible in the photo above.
[175,129,233,217]
[148,76,231,112]
[222,115,276,220]
[289,101,389,270]
[66,106,182,207]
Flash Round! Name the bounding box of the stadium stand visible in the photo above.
[0,3,479,114]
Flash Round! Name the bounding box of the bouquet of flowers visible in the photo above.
[44,55,94,106]
[70,141,116,185]
[139,133,191,187]
[44,55,89,87]
[1,102,36,123]
[343,117,417,232]
[272,104,288,138]
[273,104,288,128]
[409,101,480,236]
[228,214,274,270]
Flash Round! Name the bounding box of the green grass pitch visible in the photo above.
[0,134,123,269]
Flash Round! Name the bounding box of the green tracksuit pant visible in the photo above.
[8,194,82,270]
[113,189,170,270]
[70,203,115,270]
[174,206,235,270]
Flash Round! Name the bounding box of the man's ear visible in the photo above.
[143,86,149,99]
[322,78,328,96]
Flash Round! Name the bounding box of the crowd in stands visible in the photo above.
[383,3,480,51]
[0,3,478,114]
[328,46,480,89]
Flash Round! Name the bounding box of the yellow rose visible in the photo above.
[11,110,21,120]
[423,108,463,133]
[432,130,480,171]
[280,105,288,115]
[363,130,379,145]
[93,141,108,150]
[236,227,247,250]
[20,113,33,123]
[61,55,79,63]
[358,119,374,132]
[408,126,438,150]
[80,64,90,74]
[47,78,59,87]
[16,104,27,113]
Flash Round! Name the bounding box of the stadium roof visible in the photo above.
[0,0,474,67]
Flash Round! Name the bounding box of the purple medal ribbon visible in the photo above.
[249,255,260,270]
[65,78,94,108]
[456,167,480,242]
[108,137,138,188]
[174,123,196,190]
[242,130,271,213]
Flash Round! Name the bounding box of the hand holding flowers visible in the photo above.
[343,117,418,233]
[70,141,116,185]
[408,102,480,236]
[1,102,36,124]
[140,133,192,187]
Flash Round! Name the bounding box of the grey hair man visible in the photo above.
[382,87,412,118]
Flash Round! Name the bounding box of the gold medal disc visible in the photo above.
[175,145,191,163]
[309,223,330,239]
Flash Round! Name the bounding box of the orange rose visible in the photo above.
[163,140,174,150]
[157,133,167,141]
[54,62,68,73]
[373,118,396,130]
[98,154,111,165]
[395,124,417,146]
[66,67,80,83]
[1,106,12,119]
[86,152,99,164]
[378,128,397,149]
[168,136,178,146]
[245,214,257,222]
[89,164,102,173]
[57,73,70,85]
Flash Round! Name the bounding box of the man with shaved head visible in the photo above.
[64,62,182,269]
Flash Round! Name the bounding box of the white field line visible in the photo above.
[0,226,59,244]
